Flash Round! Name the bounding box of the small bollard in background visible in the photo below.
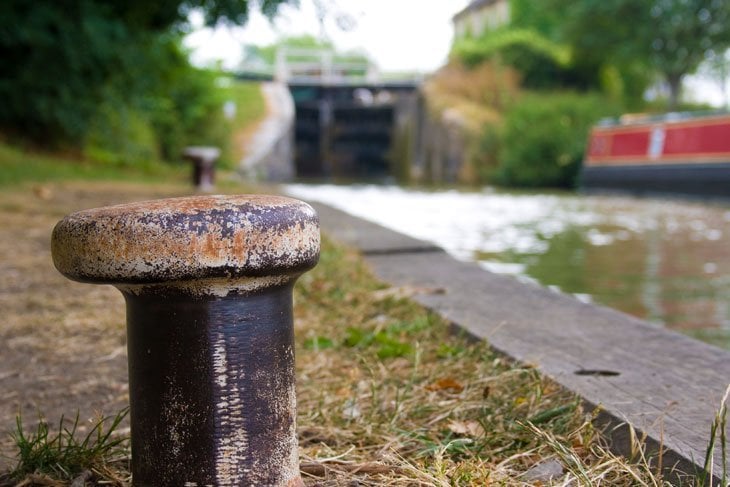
[183,146,221,192]
[51,195,320,486]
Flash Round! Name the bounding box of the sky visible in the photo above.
[184,0,470,73]
[184,0,727,107]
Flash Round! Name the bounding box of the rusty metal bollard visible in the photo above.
[51,195,320,486]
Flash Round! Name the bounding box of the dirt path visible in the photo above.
[0,181,194,470]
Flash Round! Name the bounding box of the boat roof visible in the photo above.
[596,109,730,128]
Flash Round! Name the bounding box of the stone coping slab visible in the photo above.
[312,202,441,255]
[309,200,730,482]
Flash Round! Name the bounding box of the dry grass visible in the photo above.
[0,180,682,485]
[422,62,521,132]
[420,62,522,183]
[292,238,674,486]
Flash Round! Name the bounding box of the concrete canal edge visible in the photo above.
[309,200,730,482]
[239,82,295,182]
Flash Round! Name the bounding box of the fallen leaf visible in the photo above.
[447,419,483,437]
[426,377,464,393]
[33,185,53,200]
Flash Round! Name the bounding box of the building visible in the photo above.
[452,0,511,40]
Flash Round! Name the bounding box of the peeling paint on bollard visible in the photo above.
[51,194,320,487]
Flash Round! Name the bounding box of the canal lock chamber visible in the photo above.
[288,82,420,182]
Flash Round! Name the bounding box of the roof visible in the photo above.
[452,0,503,22]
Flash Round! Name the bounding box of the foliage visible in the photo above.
[420,63,517,185]
[84,99,161,167]
[546,0,730,108]
[10,410,129,481]
[473,122,503,182]
[223,80,267,164]
[508,0,563,41]
[0,1,129,142]
[80,40,233,166]
[494,92,618,188]
[425,62,520,113]
[451,29,574,90]
[0,0,291,156]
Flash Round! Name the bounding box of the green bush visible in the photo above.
[472,122,502,183]
[0,1,130,143]
[451,29,573,90]
[0,3,239,166]
[80,38,232,167]
[494,92,619,188]
[84,101,159,167]
[154,66,230,163]
[0,0,290,145]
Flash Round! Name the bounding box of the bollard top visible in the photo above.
[182,146,221,161]
[52,194,319,293]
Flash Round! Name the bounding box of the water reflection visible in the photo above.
[286,184,730,349]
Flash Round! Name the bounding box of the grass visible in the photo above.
[3,411,129,486]
[0,80,267,187]
[222,80,268,164]
[2,231,679,486]
[697,385,730,487]
[291,238,675,485]
[222,81,267,133]
[0,142,188,188]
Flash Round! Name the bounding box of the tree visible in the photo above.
[549,0,730,109]
[508,0,563,41]
[451,29,576,90]
[0,0,293,144]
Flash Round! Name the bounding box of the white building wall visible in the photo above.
[453,0,511,39]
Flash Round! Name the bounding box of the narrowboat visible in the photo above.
[580,111,730,198]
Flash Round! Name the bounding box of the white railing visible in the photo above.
[274,47,379,83]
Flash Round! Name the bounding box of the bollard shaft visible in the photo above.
[126,286,298,486]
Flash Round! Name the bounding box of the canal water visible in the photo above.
[286,184,730,350]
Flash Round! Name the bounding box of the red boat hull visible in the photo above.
[581,113,730,197]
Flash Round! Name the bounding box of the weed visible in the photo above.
[697,384,730,487]
[9,409,129,483]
